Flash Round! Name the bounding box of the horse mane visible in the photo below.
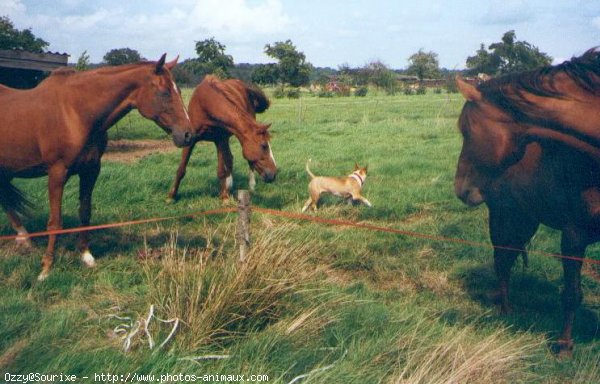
[204,75,271,136]
[477,48,600,123]
[50,67,77,76]
[245,82,270,113]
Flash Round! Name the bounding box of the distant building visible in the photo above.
[0,49,69,88]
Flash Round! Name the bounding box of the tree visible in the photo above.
[251,63,279,85]
[465,43,501,76]
[0,16,49,52]
[103,48,143,66]
[185,37,234,79]
[406,49,441,81]
[264,40,311,87]
[466,31,552,75]
[75,50,90,71]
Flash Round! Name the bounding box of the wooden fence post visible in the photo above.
[236,190,251,262]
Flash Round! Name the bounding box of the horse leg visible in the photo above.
[248,166,256,192]
[39,164,68,281]
[167,143,196,202]
[77,162,101,268]
[6,210,32,248]
[488,207,539,313]
[554,229,587,356]
[216,139,233,200]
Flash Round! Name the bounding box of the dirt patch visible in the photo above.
[104,139,178,163]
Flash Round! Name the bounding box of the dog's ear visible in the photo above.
[363,164,368,172]
[354,162,359,171]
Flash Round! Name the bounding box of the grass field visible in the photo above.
[1,89,599,383]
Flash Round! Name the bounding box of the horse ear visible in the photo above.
[456,76,482,102]
[262,123,272,130]
[155,53,167,74]
[165,55,179,70]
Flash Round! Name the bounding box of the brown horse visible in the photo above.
[0,54,193,281]
[167,75,277,201]
[454,49,600,355]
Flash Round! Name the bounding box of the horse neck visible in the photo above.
[204,88,259,139]
[63,66,146,130]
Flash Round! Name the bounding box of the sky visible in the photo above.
[2,0,600,69]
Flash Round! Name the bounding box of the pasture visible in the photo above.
[1,89,599,382]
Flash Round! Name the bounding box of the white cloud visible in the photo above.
[480,0,534,25]
[187,0,290,39]
[0,0,26,17]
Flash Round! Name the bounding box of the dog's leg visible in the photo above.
[354,195,373,207]
[301,198,313,212]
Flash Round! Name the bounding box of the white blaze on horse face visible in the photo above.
[268,143,276,167]
[172,81,190,121]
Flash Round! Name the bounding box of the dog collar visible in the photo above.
[349,172,364,187]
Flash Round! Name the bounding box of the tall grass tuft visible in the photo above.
[142,222,321,351]
[388,319,543,384]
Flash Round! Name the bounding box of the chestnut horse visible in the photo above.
[167,75,276,201]
[0,54,193,281]
[454,49,600,355]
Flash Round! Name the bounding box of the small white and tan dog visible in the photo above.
[302,159,372,212]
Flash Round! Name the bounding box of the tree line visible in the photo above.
[1,15,552,89]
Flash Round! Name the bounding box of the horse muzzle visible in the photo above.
[261,170,276,183]
[456,185,485,207]
[172,130,194,147]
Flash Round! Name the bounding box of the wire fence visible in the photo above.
[1,195,598,266]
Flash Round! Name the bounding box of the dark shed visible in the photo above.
[0,49,69,88]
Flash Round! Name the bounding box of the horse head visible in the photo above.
[454,77,527,205]
[135,54,193,147]
[241,122,277,183]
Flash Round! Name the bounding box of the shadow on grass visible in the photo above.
[460,264,600,343]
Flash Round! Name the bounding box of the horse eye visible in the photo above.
[261,143,269,151]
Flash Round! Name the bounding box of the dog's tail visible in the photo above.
[305,159,317,179]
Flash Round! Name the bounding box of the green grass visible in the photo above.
[1,89,599,382]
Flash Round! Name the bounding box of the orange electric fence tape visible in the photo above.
[252,207,600,266]
[1,205,598,265]
[0,207,237,241]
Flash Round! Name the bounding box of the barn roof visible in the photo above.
[0,49,69,72]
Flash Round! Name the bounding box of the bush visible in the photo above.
[416,86,427,95]
[385,84,399,96]
[273,86,286,99]
[433,87,443,94]
[354,87,368,97]
[403,87,414,96]
[317,90,335,98]
[286,88,301,99]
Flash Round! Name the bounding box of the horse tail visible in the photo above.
[246,84,270,114]
[0,179,32,217]
[305,159,317,179]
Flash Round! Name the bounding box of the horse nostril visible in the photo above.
[263,172,276,183]
[184,132,192,144]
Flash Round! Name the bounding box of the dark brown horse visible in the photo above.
[167,75,277,201]
[454,49,600,355]
[0,54,193,281]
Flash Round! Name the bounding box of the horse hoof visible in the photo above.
[15,239,33,249]
[81,250,96,268]
[37,271,49,281]
[551,339,574,357]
